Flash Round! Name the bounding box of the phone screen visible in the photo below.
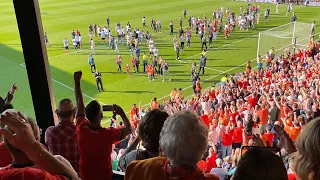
[102,105,114,111]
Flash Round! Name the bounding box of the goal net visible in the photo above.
[257,22,312,57]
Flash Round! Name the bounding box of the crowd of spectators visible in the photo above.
[1,37,320,180]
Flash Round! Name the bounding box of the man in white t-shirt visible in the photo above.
[72,38,78,53]
[90,38,95,54]
[74,34,80,49]
[63,38,69,54]
[100,30,106,45]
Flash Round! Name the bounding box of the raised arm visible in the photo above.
[273,94,281,109]
[5,83,18,104]
[74,71,85,117]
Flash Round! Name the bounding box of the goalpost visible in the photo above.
[257,21,312,58]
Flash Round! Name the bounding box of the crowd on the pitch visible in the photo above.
[2,3,320,180]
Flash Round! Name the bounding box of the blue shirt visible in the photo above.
[210,168,228,180]
[88,57,94,65]
[136,48,141,56]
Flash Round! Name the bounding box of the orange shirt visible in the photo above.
[266,54,271,62]
[279,106,291,121]
[151,101,159,109]
[257,109,269,125]
[130,108,140,120]
[125,156,219,180]
[170,90,177,98]
[219,117,229,126]
[289,127,301,142]
[259,134,268,147]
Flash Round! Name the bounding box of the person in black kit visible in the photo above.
[188,17,192,28]
[198,54,206,75]
[179,17,183,28]
[183,9,187,18]
[94,70,104,92]
[88,24,93,34]
[201,36,207,51]
[192,72,199,93]
[169,21,174,35]
[93,22,97,37]
[135,56,140,73]
[106,17,110,28]
[178,28,184,37]
[195,23,199,35]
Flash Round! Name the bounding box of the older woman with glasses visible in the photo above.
[125,110,219,180]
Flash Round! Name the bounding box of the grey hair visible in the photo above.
[159,110,208,167]
[216,158,223,167]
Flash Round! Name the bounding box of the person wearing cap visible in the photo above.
[45,98,79,172]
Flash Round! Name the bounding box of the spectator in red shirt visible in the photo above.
[0,109,78,180]
[246,92,258,108]
[220,123,234,159]
[263,126,274,147]
[0,142,12,167]
[73,71,132,180]
[232,121,243,149]
[200,110,210,128]
[205,146,217,173]
[45,98,79,171]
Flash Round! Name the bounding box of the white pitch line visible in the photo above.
[207,67,225,73]
[184,34,258,60]
[19,63,106,105]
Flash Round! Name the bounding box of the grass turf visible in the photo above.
[0,0,319,126]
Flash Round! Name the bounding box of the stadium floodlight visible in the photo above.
[257,21,312,58]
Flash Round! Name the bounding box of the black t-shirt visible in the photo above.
[293,109,301,117]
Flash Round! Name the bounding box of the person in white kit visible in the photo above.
[114,38,120,52]
[72,38,78,53]
[63,38,69,54]
[74,33,80,49]
[97,25,101,39]
[100,30,106,45]
[90,38,95,54]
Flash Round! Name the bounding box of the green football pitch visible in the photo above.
[0,0,319,126]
